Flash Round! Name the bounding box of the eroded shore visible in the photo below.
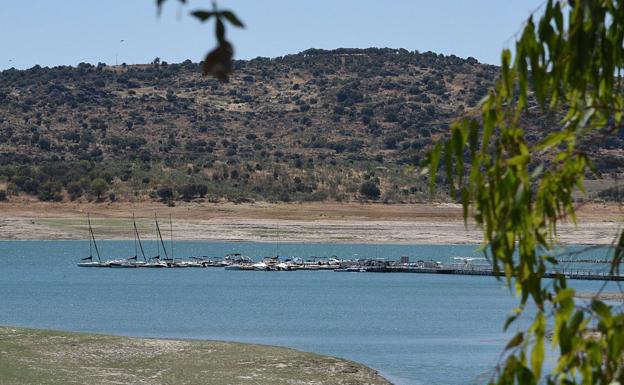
[0,201,622,244]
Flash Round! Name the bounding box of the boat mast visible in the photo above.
[133,213,147,261]
[133,214,138,258]
[155,214,168,259]
[155,213,160,258]
[275,223,280,257]
[87,213,92,259]
[169,213,173,260]
[88,213,102,263]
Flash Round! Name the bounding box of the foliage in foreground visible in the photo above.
[430,1,624,384]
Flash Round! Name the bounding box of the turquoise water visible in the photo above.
[0,241,613,385]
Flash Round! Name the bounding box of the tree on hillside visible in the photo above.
[157,185,174,204]
[179,183,198,201]
[90,178,108,200]
[428,1,624,384]
[67,182,83,201]
[196,184,208,198]
[359,180,381,200]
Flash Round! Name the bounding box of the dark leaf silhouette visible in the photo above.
[202,40,233,82]
[191,10,215,22]
[220,10,244,27]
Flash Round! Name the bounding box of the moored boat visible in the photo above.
[252,261,268,271]
[77,258,107,267]
[77,213,108,267]
[108,258,137,268]
[143,256,168,268]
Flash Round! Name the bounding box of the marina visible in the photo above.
[80,253,624,281]
[77,215,624,281]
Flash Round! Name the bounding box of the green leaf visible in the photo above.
[428,143,442,196]
[553,288,574,304]
[507,154,529,166]
[530,313,545,378]
[468,119,478,156]
[611,229,624,274]
[504,314,519,331]
[220,10,244,27]
[505,332,524,350]
[460,186,469,223]
[444,140,455,198]
[591,300,612,322]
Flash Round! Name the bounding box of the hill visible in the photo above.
[0,48,621,204]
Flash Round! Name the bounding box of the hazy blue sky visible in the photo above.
[0,1,544,70]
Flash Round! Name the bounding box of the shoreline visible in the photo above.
[0,238,617,247]
[0,201,622,245]
[0,325,392,385]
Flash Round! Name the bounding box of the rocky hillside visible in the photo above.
[0,48,621,203]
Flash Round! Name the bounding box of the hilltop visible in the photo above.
[0,48,621,204]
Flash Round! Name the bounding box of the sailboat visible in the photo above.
[144,214,169,268]
[129,213,148,267]
[77,213,108,267]
[166,214,203,268]
[108,216,142,268]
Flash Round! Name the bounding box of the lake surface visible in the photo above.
[0,241,615,385]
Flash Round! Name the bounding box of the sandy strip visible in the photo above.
[0,201,622,244]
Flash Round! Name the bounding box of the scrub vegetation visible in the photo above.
[1,48,621,204]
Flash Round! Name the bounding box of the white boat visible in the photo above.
[252,262,268,271]
[143,257,168,268]
[328,257,342,266]
[78,214,107,267]
[150,214,173,267]
[276,262,292,271]
[129,213,150,268]
[97,215,148,268]
[222,254,254,269]
[77,259,106,267]
[170,259,203,268]
[108,258,137,268]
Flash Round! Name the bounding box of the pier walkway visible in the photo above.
[361,266,624,281]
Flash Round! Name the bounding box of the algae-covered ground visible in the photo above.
[0,327,391,385]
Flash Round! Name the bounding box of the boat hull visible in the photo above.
[77,262,107,267]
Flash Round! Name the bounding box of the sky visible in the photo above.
[0,1,545,70]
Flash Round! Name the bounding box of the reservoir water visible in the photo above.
[0,241,614,385]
